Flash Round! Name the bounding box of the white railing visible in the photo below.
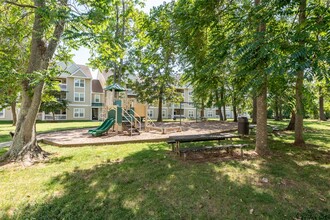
[44,114,67,120]
[59,83,67,91]
[122,109,134,136]
[129,109,142,131]
[146,114,156,128]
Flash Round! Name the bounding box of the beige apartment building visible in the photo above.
[0,107,15,121]
[0,62,233,122]
[147,87,233,120]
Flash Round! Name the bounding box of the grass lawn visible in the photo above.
[0,120,329,219]
[0,121,102,143]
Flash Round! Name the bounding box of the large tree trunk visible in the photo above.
[223,105,227,121]
[319,87,326,121]
[294,70,305,145]
[215,90,223,121]
[220,87,226,121]
[219,107,223,121]
[233,105,238,122]
[2,0,67,163]
[201,100,205,118]
[255,0,269,155]
[274,97,280,121]
[11,101,17,126]
[286,111,295,131]
[279,99,283,121]
[252,96,257,124]
[157,89,163,122]
[294,0,306,146]
[256,82,269,155]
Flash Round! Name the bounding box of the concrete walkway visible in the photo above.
[0,141,12,149]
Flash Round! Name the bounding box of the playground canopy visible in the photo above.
[104,83,126,92]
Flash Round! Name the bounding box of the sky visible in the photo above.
[72,0,171,66]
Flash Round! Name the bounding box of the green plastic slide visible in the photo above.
[91,118,116,137]
[88,119,110,134]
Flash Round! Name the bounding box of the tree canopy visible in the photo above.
[1,0,330,162]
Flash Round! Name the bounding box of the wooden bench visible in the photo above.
[179,144,248,160]
[167,139,176,151]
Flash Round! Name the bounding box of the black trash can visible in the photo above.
[238,117,249,135]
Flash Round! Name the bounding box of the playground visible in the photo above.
[40,83,237,148]
[40,121,238,147]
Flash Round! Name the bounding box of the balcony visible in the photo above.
[92,103,103,107]
[59,83,67,91]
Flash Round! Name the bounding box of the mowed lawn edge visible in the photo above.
[0,120,329,219]
[0,121,102,143]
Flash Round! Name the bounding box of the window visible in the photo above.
[188,110,194,118]
[74,79,85,88]
[94,94,100,103]
[0,109,4,118]
[74,108,85,118]
[74,92,85,102]
[162,109,167,118]
[147,110,154,118]
[207,110,213,117]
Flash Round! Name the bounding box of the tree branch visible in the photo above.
[4,1,36,9]
[43,0,69,68]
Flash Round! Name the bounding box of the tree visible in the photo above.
[318,80,329,121]
[0,2,31,126]
[40,81,69,121]
[83,0,143,84]
[1,0,69,162]
[129,2,181,122]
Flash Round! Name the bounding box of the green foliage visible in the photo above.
[40,79,69,120]
[0,2,32,108]
[128,2,182,106]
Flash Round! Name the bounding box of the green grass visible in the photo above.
[0,120,329,219]
[0,121,101,143]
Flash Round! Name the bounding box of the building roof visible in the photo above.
[77,64,93,78]
[104,83,126,92]
[92,80,103,93]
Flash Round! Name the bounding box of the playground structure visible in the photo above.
[89,83,183,137]
[89,83,153,136]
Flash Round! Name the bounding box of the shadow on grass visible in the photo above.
[2,141,329,219]
[45,156,74,164]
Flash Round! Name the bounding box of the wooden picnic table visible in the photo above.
[168,133,240,153]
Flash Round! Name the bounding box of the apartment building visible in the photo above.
[0,62,233,121]
[147,87,233,120]
[42,62,107,121]
[0,107,15,121]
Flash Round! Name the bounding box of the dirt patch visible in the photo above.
[40,121,238,147]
